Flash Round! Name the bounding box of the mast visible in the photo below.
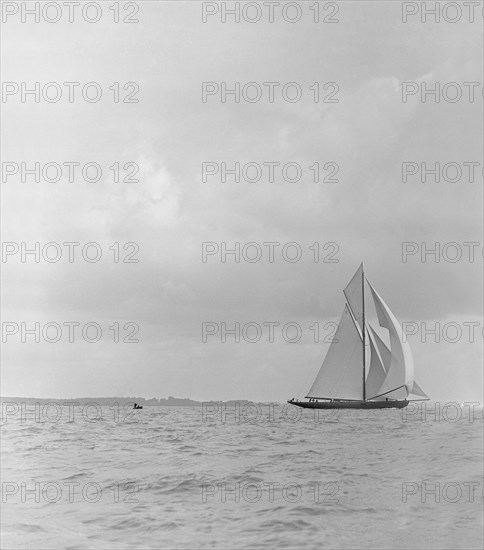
[362,263,366,401]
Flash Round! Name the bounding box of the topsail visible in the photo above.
[343,262,364,331]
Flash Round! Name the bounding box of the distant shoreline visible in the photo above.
[0,397,257,407]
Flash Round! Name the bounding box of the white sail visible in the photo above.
[368,324,392,371]
[367,282,414,400]
[343,263,364,330]
[365,327,387,399]
[306,305,363,400]
[409,380,429,400]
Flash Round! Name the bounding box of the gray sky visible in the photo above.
[1,1,482,402]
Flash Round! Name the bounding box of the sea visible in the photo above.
[1,403,483,549]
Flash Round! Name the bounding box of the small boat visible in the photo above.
[288,263,429,410]
[133,403,143,409]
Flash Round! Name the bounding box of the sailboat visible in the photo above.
[288,263,429,409]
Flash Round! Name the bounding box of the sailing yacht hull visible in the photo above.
[287,399,409,409]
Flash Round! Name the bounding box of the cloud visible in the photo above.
[2,3,482,401]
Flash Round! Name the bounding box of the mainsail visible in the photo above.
[305,264,427,403]
[306,305,363,400]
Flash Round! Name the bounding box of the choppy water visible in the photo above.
[1,404,483,549]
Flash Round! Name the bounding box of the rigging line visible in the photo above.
[407,398,431,402]
[345,302,363,342]
[366,385,406,401]
[295,360,319,399]
[361,263,366,401]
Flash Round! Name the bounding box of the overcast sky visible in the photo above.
[1,1,482,402]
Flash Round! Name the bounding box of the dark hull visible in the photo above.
[287,399,408,410]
